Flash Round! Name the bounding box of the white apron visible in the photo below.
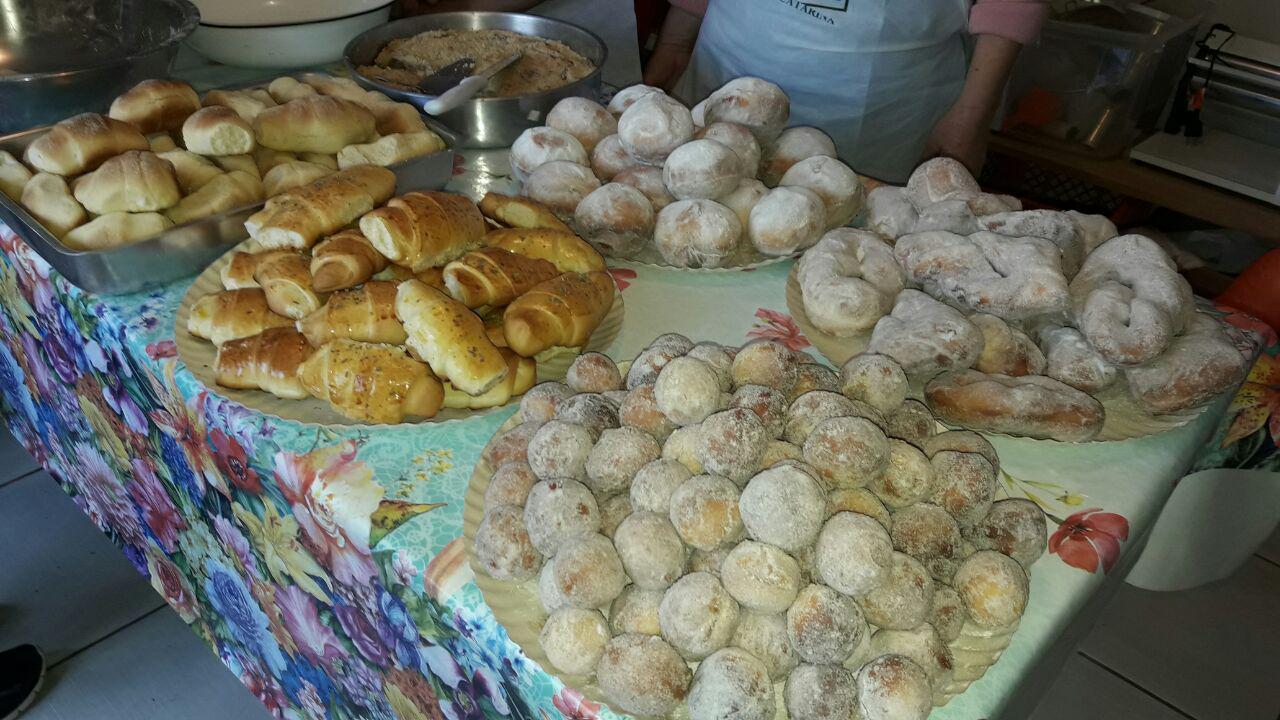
[682,0,970,183]
[529,0,644,88]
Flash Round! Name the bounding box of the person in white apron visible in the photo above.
[648,0,1046,183]
[394,0,643,87]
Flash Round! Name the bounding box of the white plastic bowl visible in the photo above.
[186,0,392,69]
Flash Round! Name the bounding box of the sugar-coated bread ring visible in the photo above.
[925,369,1105,442]
[597,633,692,716]
[914,198,978,235]
[1124,312,1251,415]
[509,126,588,183]
[522,160,601,220]
[759,125,836,187]
[747,185,825,256]
[613,165,675,210]
[695,121,761,176]
[797,229,904,337]
[866,185,919,239]
[719,177,768,228]
[905,156,980,207]
[703,76,790,143]
[970,314,1047,377]
[662,138,743,200]
[590,133,643,181]
[617,93,695,165]
[779,154,864,229]
[894,230,1070,320]
[1066,209,1118,255]
[1069,234,1194,366]
[546,96,617,152]
[654,198,743,268]
[1037,325,1118,393]
[867,290,984,378]
[608,84,665,117]
[980,209,1085,277]
[573,182,655,257]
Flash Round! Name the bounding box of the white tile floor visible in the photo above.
[1,427,1277,720]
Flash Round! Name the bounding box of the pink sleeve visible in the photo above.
[669,0,709,17]
[969,0,1050,44]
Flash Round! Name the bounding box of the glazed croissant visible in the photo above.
[442,349,537,409]
[214,327,314,399]
[245,165,396,249]
[503,271,615,357]
[310,229,388,292]
[442,247,560,308]
[478,192,572,233]
[359,190,486,271]
[187,288,293,346]
[253,252,324,320]
[298,281,406,347]
[221,249,295,289]
[297,338,444,423]
[485,227,606,273]
[395,279,509,397]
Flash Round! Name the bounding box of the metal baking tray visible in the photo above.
[0,104,456,296]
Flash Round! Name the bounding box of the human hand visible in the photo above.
[923,101,991,177]
[644,42,694,92]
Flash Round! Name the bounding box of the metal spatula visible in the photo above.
[417,58,476,96]
[422,51,522,116]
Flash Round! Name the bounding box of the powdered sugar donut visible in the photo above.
[618,93,695,165]
[586,426,661,496]
[573,182,655,257]
[802,416,890,488]
[721,539,802,613]
[732,611,798,680]
[527,420,595,480]
[612,165,675,210]
[485,461,537,507]
[718,177,768,228]
[870,440,934,508]
[703,76,790,143]
[610,585,664,636]
[590,134,642,181]
[546,96,616,152]
[786,663,858,720]
[739,463,826,552]
[815,511,893,596]
[659,571,740,659]
[539,607,609,674]
[523,478,601,555]
[786,583,866,664]
[597,634,691,717]
[608,84,665,117]
[759,126,836,187]
[653,198,743,269]
[970,498,1048,568]
[669,474,744,551]
[866,185,919,239]
[1038,325,1118,393]
[695,121,761,177]
[953,550,1028,628]
[780,154,865,229]
[614,512,687,590]
[732,339,798,393]
[522,160,601,219]
[509,126,588,183]
[857,654,933,720]
[552,532,626,608]
[687,647,775,720]
[566,352,623,394]
[840,353,909,414]
[860,551,934,629]
[519,383,572,424]
[475,504,542,581]
[619,385,678,441]
[695,407,768,484]
[891,502,963,582]
[866,624,955,697]
[662,138,743,200]
[748,185,826,256]
[631,457,691,514]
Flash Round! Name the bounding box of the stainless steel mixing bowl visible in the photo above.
[0,0,200,134]
[344,12,606,149]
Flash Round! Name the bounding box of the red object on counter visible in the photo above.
[1217,248,1280,333]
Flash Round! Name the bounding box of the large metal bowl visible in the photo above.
[344,12,606,148]
[0,0,200,134]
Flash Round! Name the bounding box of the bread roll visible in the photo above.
[367,100,429,136]
[73,151,182,214]
[24,113,148,176]
[442,247,560,308]
[254,252,324,320]
[297,339,443,423]
[590,134,642,181]
[510,126,588,183]
[0,150,33,201]
[166,170,264,225]
[213,154,260,178]
[202,89,274,122]
[485,227,607,273]
[182,106,255,156]
[148,134,179,153]
[299,73,369,104]
[157,149,224,194]
[336,131,445,169]
[759,126,836,187]
[61,212,173,251]
[523,160,601,220]
[573,182,654,257]
[299,152,338,170]
[21,173,86,238]
[662,138,742,200]
[695,122,761,177]
[310,228,388,292]
[654,199,742,269]
[109,79,201,134]
[358,190,486,270]
[251,146,298,174]
[442,348,537,409]
[617,93,694,165]
[478,192,572,233]
[396,279,509,396]
[299,280,405,346]
[703,77,789,143]
[187,288,293,346]
[547,96,617,152]
[924,369,1105,442]
[214,327,314,399]
[253,96,377,153]
[267,76,318,104]
[220,249,294,290]
[502,271,616,357]
[247,165,395,249]
[261,161,332,196]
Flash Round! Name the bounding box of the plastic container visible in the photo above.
[996,0,1212,157]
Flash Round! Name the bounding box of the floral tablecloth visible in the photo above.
[2,144,1277,720]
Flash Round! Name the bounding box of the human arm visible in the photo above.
[642,2,707,91]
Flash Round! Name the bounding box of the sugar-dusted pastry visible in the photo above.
[779,154,864,229]
[695,121,761,177]
[573,182,654,257]
[1037,324,1118,393]
[970,313,1047,377]
[857,654,933,720]
[546,96,616,152]
[613,165,676,211]
[759,125,835,187]
[589,134,642,181]
[660,571,741,660]
[980,208,1085,277]
[798,229,904,337]
[905,156,980,207]
[953,550,1029,628]
[1124,313,1251,414]
[662,138,743,200]
[686,647,775,720]
[607,84,665,117]
[596,634,692,717]
[523,477,601,553]
[296,339,444,422]
[552,533,626,608]
[653,198,742,268]
[509,126,588,183]
[867,290,984,378]
[925,369,1105,442]
[539,607,609,675]
[617,92,695,165]
[865,185,918,239]
[786,582,866,664]
[613,512,686,590]
[702,76,790,143]
[969,498,1048,569]
[522,160,601,220]
[747,185,826,256]
[474,504,541,582]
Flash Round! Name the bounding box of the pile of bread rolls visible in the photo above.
[473,336,1045,719]
[505,79,865,269]
[0,73,444,252]
[795,157,1253,441]
[186,177,617,424]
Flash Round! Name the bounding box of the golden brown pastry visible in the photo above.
[310,229,388,292]
[1124,313,1251,415]
[202,89,274,122]
[251,146,298,174]
[359,191,486,271]
[442,349,537,409]
[395,279,509,396]
[253,96,377,154]
[253,252,324,320]
[61,212,173,251]
[220,249,296,290]
[214,327,314,399]
[299,152,338,170]
[924,369,1105,442]
[246,165,396,250]
[267,76,318,104]
[182,106,256,156]
[478,192,573,233]
[367,100,429,136]
[21,173,86,238]
[72,151,182,214]
[970,313,1046,377]
[297,339,444,423]
[298,281,406,346]
[166,170,264,225]
[213,154,260,178]
[502,271,615,357]
[375,264,448,290]
[336,131,445,169]
[442,247,560,308]
[187,288,293,345]
[148,134,179,153]
[157,149,224,194]
[109,79,201,134]
[299,73,370,103]
[485,227,606,273]
[0,150,33,201]
[261,161,332,197]
[24,113,148,176]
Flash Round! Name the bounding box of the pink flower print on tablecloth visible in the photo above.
[607,267,637,291]
[552,687,602,719]
[1049,508,1130,574]
[747,308,811,352]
